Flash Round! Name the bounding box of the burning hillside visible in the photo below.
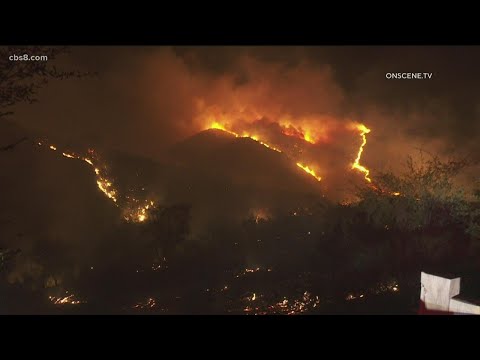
[23,113,377,233]
[203,117,373,189]
[3,46,480,315]
[35,141,156,223]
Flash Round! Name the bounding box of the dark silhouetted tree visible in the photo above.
[0,46,91,150]
[356,151,471,232]
[0,47,91,271]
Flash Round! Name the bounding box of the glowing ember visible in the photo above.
[122,199,155,223]
[296,162,321,182]
[49,145,57,151]
[235,267,272,278]
[62,152,75,159]
[251,208,271,224]
[151,257,168,271]
[352,123,372,183]
[132,297,156,309]
[243,291,320,315]
[96,180,118,202]
[49,294,84,305]
[346,280,400,301]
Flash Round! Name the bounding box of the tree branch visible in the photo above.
[0,137,28,151]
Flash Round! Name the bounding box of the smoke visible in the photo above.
[10,46,478,165]
[2,46,480,286]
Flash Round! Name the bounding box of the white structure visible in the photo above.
[420,272,480,315]
[449,297,480,315]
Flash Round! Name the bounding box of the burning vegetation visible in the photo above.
[351,124,372,183]
[242,291,321,315]
[206,119,372,186]
[4,46,480,315]
[36,141,156,223]
[3,121,477,315]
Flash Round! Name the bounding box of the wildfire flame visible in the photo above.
[60,148,118,203]
[37,142,154,223]
[96,179,117,202]
[210,121,282,153]
[37,117,377,223]
[210,121,238,137]
[281,125,316,144]
[62,152,75,159]
[296,163,321,182]
[123,200,155,223]
[208,121,323,181]
[352,124,372,183]
[303,131,315,144]
[208,119,377,185]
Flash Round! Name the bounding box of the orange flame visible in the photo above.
[59,150,118,202]
[303,130,315,144]
[352,124,372,183]
[38,142,155,222]
[208,121,282,153]
[210,121,238,137]
[207,119,377,186]
[208,121,324,182]
[281,125,316,144]
[296,163,321,182]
